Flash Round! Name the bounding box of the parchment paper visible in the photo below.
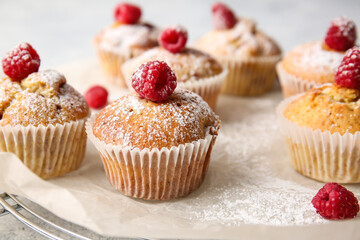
[0,59,360,240]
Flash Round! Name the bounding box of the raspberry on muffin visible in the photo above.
[131,60,177,102]
[2,42,40,81]
[325,17,357,51]
[158,25,188,53]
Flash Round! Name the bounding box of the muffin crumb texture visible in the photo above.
[281,41,345,83]
[128,47,223,82]
[93,89,220,149]
[0,70,89,127]
[284,84,360,135]
[195,17,281,58]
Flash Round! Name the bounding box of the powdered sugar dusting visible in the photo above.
[0,70,89,126]
[93,88,219,149]
[98,22,160,58]
[152,94,337,226]
[297,41,345,74]
[332,16,356,39]
[127,47,223,82]
[195,17,281,57]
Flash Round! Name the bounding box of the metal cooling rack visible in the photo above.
[0,192,152,239]
[0,192,93,240]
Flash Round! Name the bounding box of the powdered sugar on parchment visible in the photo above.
[151,94,360,226]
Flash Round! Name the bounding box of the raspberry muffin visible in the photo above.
[87,61,220,200]
[122,25,227,110]
[94,3,160,87]
[194,2,281,96]
[277,47,360,183]
[0,43,89,179]
[278,17,357,97]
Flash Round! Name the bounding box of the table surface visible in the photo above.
[0,0,360,239]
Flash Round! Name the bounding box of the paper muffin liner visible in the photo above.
[277,62,321,98]
[0,118,88,179]
[218,54,281,96]
[277,95,360,183]
[122,58,228,110]
[86,114,218,200]
[94,45,128,88]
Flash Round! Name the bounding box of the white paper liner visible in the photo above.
[277,62,323,98]
[94,45,128,88]
[121,57,228,110]
[277,95,360,183]
[217,54,281,96]
[0,118,88,179]
[86,114,218,200]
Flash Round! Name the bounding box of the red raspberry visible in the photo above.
[312,183,359,220]
[211,2,237,30]
[335,47,360,89]
[114,3,141,24]
[84,85,108,109]
[325,16,357,51]
[158,25,188,54]
[131,61,177,102]
[2,42,40,81]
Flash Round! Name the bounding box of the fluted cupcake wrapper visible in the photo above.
[95,47,128,88]
[218,54,281,96]
[86,114,218,200]
[122,59,228,110]
[0,118,88,179]
[277,95,360,183]
[277,62,321,98]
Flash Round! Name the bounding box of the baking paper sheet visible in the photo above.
[0,59,359,239]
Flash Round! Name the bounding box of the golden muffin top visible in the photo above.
[0,70,89,127]
[92,88,220,149]
[122,47,223,83]
[194,17,281,58]
[281,41,345,83]
[284,84,360,135]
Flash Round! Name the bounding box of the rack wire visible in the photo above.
[0,192,93,240]
[0,192,152,240]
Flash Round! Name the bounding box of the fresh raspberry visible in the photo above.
[211,2,237,30]
[312,183,359,220]
[2,42,40,81]
[84,85,108,109]
[335,47,360,89]
[114,3,141,24]
[158,25,188,54]
[131,61,177,102]
[325,16,357,51]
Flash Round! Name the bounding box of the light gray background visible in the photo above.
[0,0,360,239]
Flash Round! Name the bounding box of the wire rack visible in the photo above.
[0,191,150,240]
[0,191,93,240]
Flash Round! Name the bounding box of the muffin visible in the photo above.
[94,3,160,87]
[277,47,360,183]
[0,70,89,179]
[0,43,89,179]
[194,3,281,96]
[87,61,220,200]
[122,25,227,110]
[278,16,357,97]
